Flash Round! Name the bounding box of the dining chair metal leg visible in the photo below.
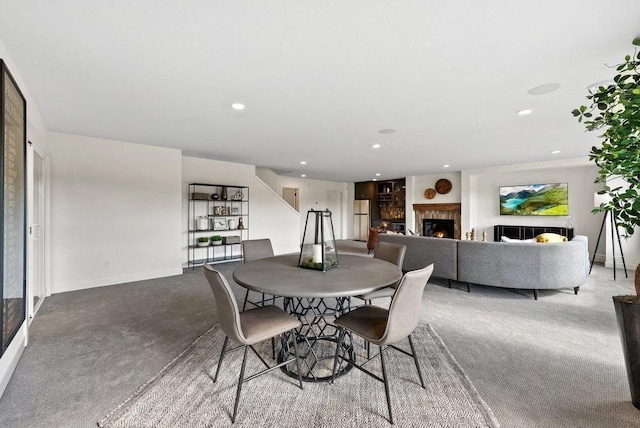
[291,332,304,390]
[213,336,230,383]
[365,299,372,359]
[378,345,394,424]
[242,289,250,311]
[330,329,345,384]
[232,345,249,423]
[407,334,425,388]
[271,337,276,360]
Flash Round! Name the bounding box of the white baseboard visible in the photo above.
[52,268,184,294]
[603,252,638,272]
[0,322,26,399]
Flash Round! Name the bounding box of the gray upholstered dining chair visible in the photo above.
[331,264,434,424]
[241,239,278,310]
[355,242,406,305]
[203,264,303,423]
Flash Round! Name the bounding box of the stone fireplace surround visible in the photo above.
[413,203,461,240]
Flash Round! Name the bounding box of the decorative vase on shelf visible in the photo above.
[238,218,244,229]
[196,216,209,231]
[221,187,227,201]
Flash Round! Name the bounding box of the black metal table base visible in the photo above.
[277,296,354,382]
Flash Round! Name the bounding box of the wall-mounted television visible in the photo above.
[499,183,568,216]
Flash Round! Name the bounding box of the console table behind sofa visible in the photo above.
[494,225,574,241]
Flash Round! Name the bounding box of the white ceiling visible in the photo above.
[1,1,639,182]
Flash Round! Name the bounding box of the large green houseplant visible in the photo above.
[572,48,640,410]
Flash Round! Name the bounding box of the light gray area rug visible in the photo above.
[98,324,498,427]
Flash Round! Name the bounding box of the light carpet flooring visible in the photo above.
[0,240,638,427]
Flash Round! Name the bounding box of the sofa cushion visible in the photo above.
[501,236,537,243]
[536,233,567,243]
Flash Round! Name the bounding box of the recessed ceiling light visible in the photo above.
[378,129,396,134]
[372,178,377,181]
[551,150,561,154]
[231,103,245,110]
[442,164,450,168]
[517,109,532,116]
[375,173,381,176]
[300,161,307,165]
[301,174,306,178]
[372,144,381,149]
[527,83,560,95]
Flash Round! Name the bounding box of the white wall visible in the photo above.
[411,172,462,205]
[403,159,627,267]
[407,172,462,233]
[273,176,351,240]
[182,157,301,257]
[604,177,640,271]
[49,133,183,292]
[255,167,280,193]
[254,168,352,241]
[460,160,602,258]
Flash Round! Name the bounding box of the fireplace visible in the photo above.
[423,219,455,238]
[413,203,461,239]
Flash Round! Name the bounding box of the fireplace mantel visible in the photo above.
[413,203,461,211]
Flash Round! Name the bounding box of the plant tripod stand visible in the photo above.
[590,210,628,280]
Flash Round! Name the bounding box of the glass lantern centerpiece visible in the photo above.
[298,209,339,271]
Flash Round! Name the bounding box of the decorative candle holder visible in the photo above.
[298,209,339,271]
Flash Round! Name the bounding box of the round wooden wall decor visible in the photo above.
[424,188,436,199]
[435,178,452,194]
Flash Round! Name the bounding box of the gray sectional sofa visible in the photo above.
[377,234,458,281]
[377,233,589,299]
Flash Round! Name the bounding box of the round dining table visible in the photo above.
[233,253,402,382]
[233,253,402,299]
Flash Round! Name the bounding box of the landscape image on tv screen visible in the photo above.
[499,183,569,216]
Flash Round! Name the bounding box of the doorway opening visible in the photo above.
[282,187,299,211]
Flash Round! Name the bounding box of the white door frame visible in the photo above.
[26,142,48,323]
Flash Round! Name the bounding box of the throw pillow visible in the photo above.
[535,233,568,243]
[501,236,537,243]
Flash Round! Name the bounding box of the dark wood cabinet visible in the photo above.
[494,225,574,241]
[356,178,405,231]
[355,181,376,200]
